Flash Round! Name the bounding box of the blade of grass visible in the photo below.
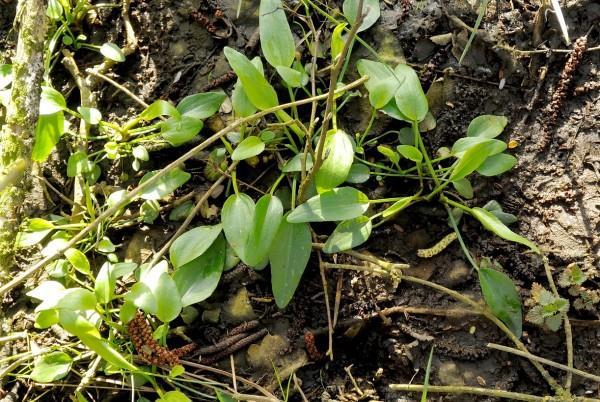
[421,346,435,402]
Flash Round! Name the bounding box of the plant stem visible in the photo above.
[413,121,440,188]
[543,256,574,391]
[487,343,600,383]
[445,205,479,271]
[389,384,566,402]
[0,76,368,297]
[297,0,364,202]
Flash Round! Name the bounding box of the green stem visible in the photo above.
[413,121,440,188]
[445,204,479,271]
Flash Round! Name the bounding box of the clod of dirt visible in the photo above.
[246,333,288,369]
[223,287,256,324]
[437,360,465,386]
[201,307,221,323]
[439,259,471,287]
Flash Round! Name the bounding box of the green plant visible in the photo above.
[558,263,600,311]
[525,283,569,332]
[5,0,567,400]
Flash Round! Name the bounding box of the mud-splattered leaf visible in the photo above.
[100,42,125,62]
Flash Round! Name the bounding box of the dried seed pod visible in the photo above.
[541,35,588,148]
[417,232,458,258]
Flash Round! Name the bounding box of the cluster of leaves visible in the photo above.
[17,0,551,399]
[558,263,600,311]
[525,283,569,331]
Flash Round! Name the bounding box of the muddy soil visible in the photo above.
[1,0,599,401]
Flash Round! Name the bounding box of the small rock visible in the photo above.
[439,259,471,287]
[438,360,465,386]
[246,334,289,369]
[223,287,256,324]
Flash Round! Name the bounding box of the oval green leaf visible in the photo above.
[139,168,191,200]
[161,116,204,147]
[467,115,508,138]
[32,112,64,162]
[346,163,370,184]
[173,234,226,307]
[287,187,369,223]
[450,140,499,182]
[232,136,265,161]
[269,216,312,308]
[323,216,372,253]
[224,47,278,110]
[397,144,423,163]
[471,207,539,253]
[343,0,381,32]
[476,153,517,176]
[259,0,295,68]
[394,64,428,122]
[221,193,255,261]
[479,267,522,338]
[176,92,226,119]
[356,59,402,109]
[30,352,72,383]
[245,195,284,267]
[315,129,354,193]
[169,224,223,268]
